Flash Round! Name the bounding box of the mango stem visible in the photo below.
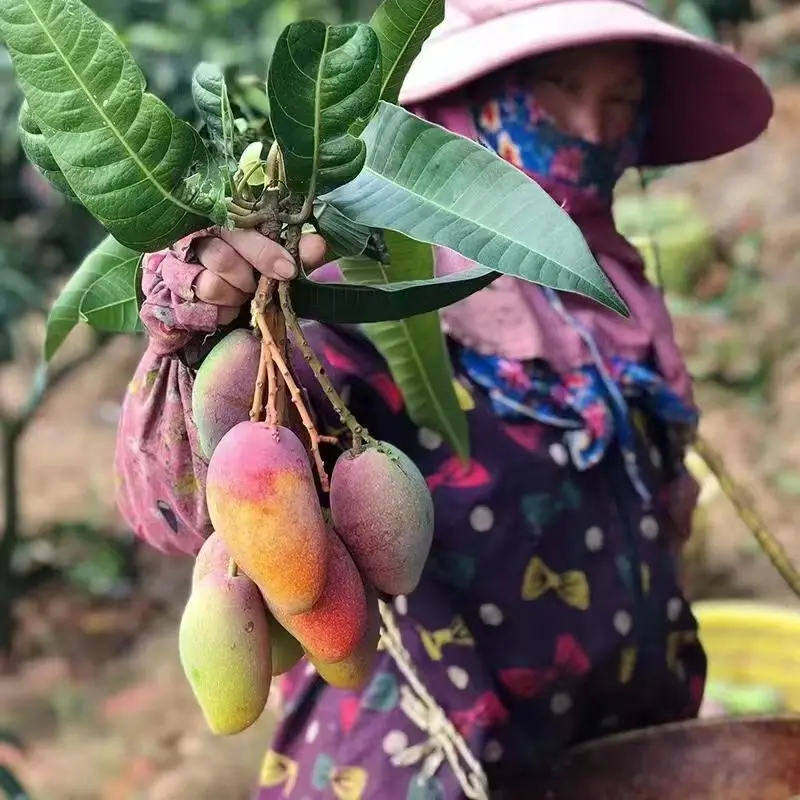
[277,280,373,450]
[265,343,278,426]
[256,311,330,493]
[250,334,269,423]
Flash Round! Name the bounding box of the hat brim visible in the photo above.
[398,0,773,166]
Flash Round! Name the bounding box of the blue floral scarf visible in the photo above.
[455,72,696,504]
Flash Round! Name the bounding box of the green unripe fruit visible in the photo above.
[179,571,272,735]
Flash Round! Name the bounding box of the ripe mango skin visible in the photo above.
[277,527,368,663]
[206,421,328,615]
[330,441,434,596]
[178,572,272,736]
[192,329,260,459]
[309,586,381,690]
[192,531,231,588]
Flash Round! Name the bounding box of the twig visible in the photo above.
[263,288,289,423]
[279,192,315,226]
[256,313,330,492]
[228,208,275,229]
[265,345,278,426]
[277,280,373,449]
[250,335,269,423]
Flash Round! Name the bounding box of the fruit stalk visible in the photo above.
[264,341,278,425]
[250,335,271,423]
[255,308,330,492]
[264,288,290,424]
[278,280,374,450]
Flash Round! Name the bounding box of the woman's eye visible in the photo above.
[545,75,578,92]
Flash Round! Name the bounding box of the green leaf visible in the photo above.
[191,62,236,179]
[266,20,382,195]
[0,0,226,252]
[44,235,143,361]
[369,0,445,103]
[17,100,77,201]
[314,201,371,258]
[80,254,144,334]
[290,262,498,324]
[323,102,627,315]
[341,231,469,459]
[674,1,716,38]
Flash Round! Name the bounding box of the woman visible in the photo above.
[113,0,773,797]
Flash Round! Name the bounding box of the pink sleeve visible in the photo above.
[138,230,222,357]
[114,229,225,557]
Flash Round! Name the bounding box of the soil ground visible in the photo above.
[4,83,800,800]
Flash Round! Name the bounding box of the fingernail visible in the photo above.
[275,259,297,279]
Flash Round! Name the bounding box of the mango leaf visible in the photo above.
[290,262,498,323]
[0,0,226,252]
[80,254,144,334]
[45,236,143,361]
[17,100,77,201]
[191,62,236,179]
[369,0,445,103]
[266,20,382,195]
[323,102,627,316]
[341,231,469,459]
[674,1,716,39]
[314,201,371,258]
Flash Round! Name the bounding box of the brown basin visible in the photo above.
[506,716,800,800]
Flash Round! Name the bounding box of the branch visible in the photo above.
[278,281,373,450]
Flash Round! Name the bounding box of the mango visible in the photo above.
[267,611,304,676]
[330,442,434,596]
[309,586,381,690]
[277,526,368,663]
[192,329,260,459]
[192,531,232,587]
[178,571,272,735]
[206,421,328,615]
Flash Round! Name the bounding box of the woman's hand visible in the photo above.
[193,228,328,324]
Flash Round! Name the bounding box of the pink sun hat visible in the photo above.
[398,0,773,166]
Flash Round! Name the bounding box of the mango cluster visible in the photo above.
[178,330,434,735]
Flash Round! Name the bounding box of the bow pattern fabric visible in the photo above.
[521,557,590,610]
